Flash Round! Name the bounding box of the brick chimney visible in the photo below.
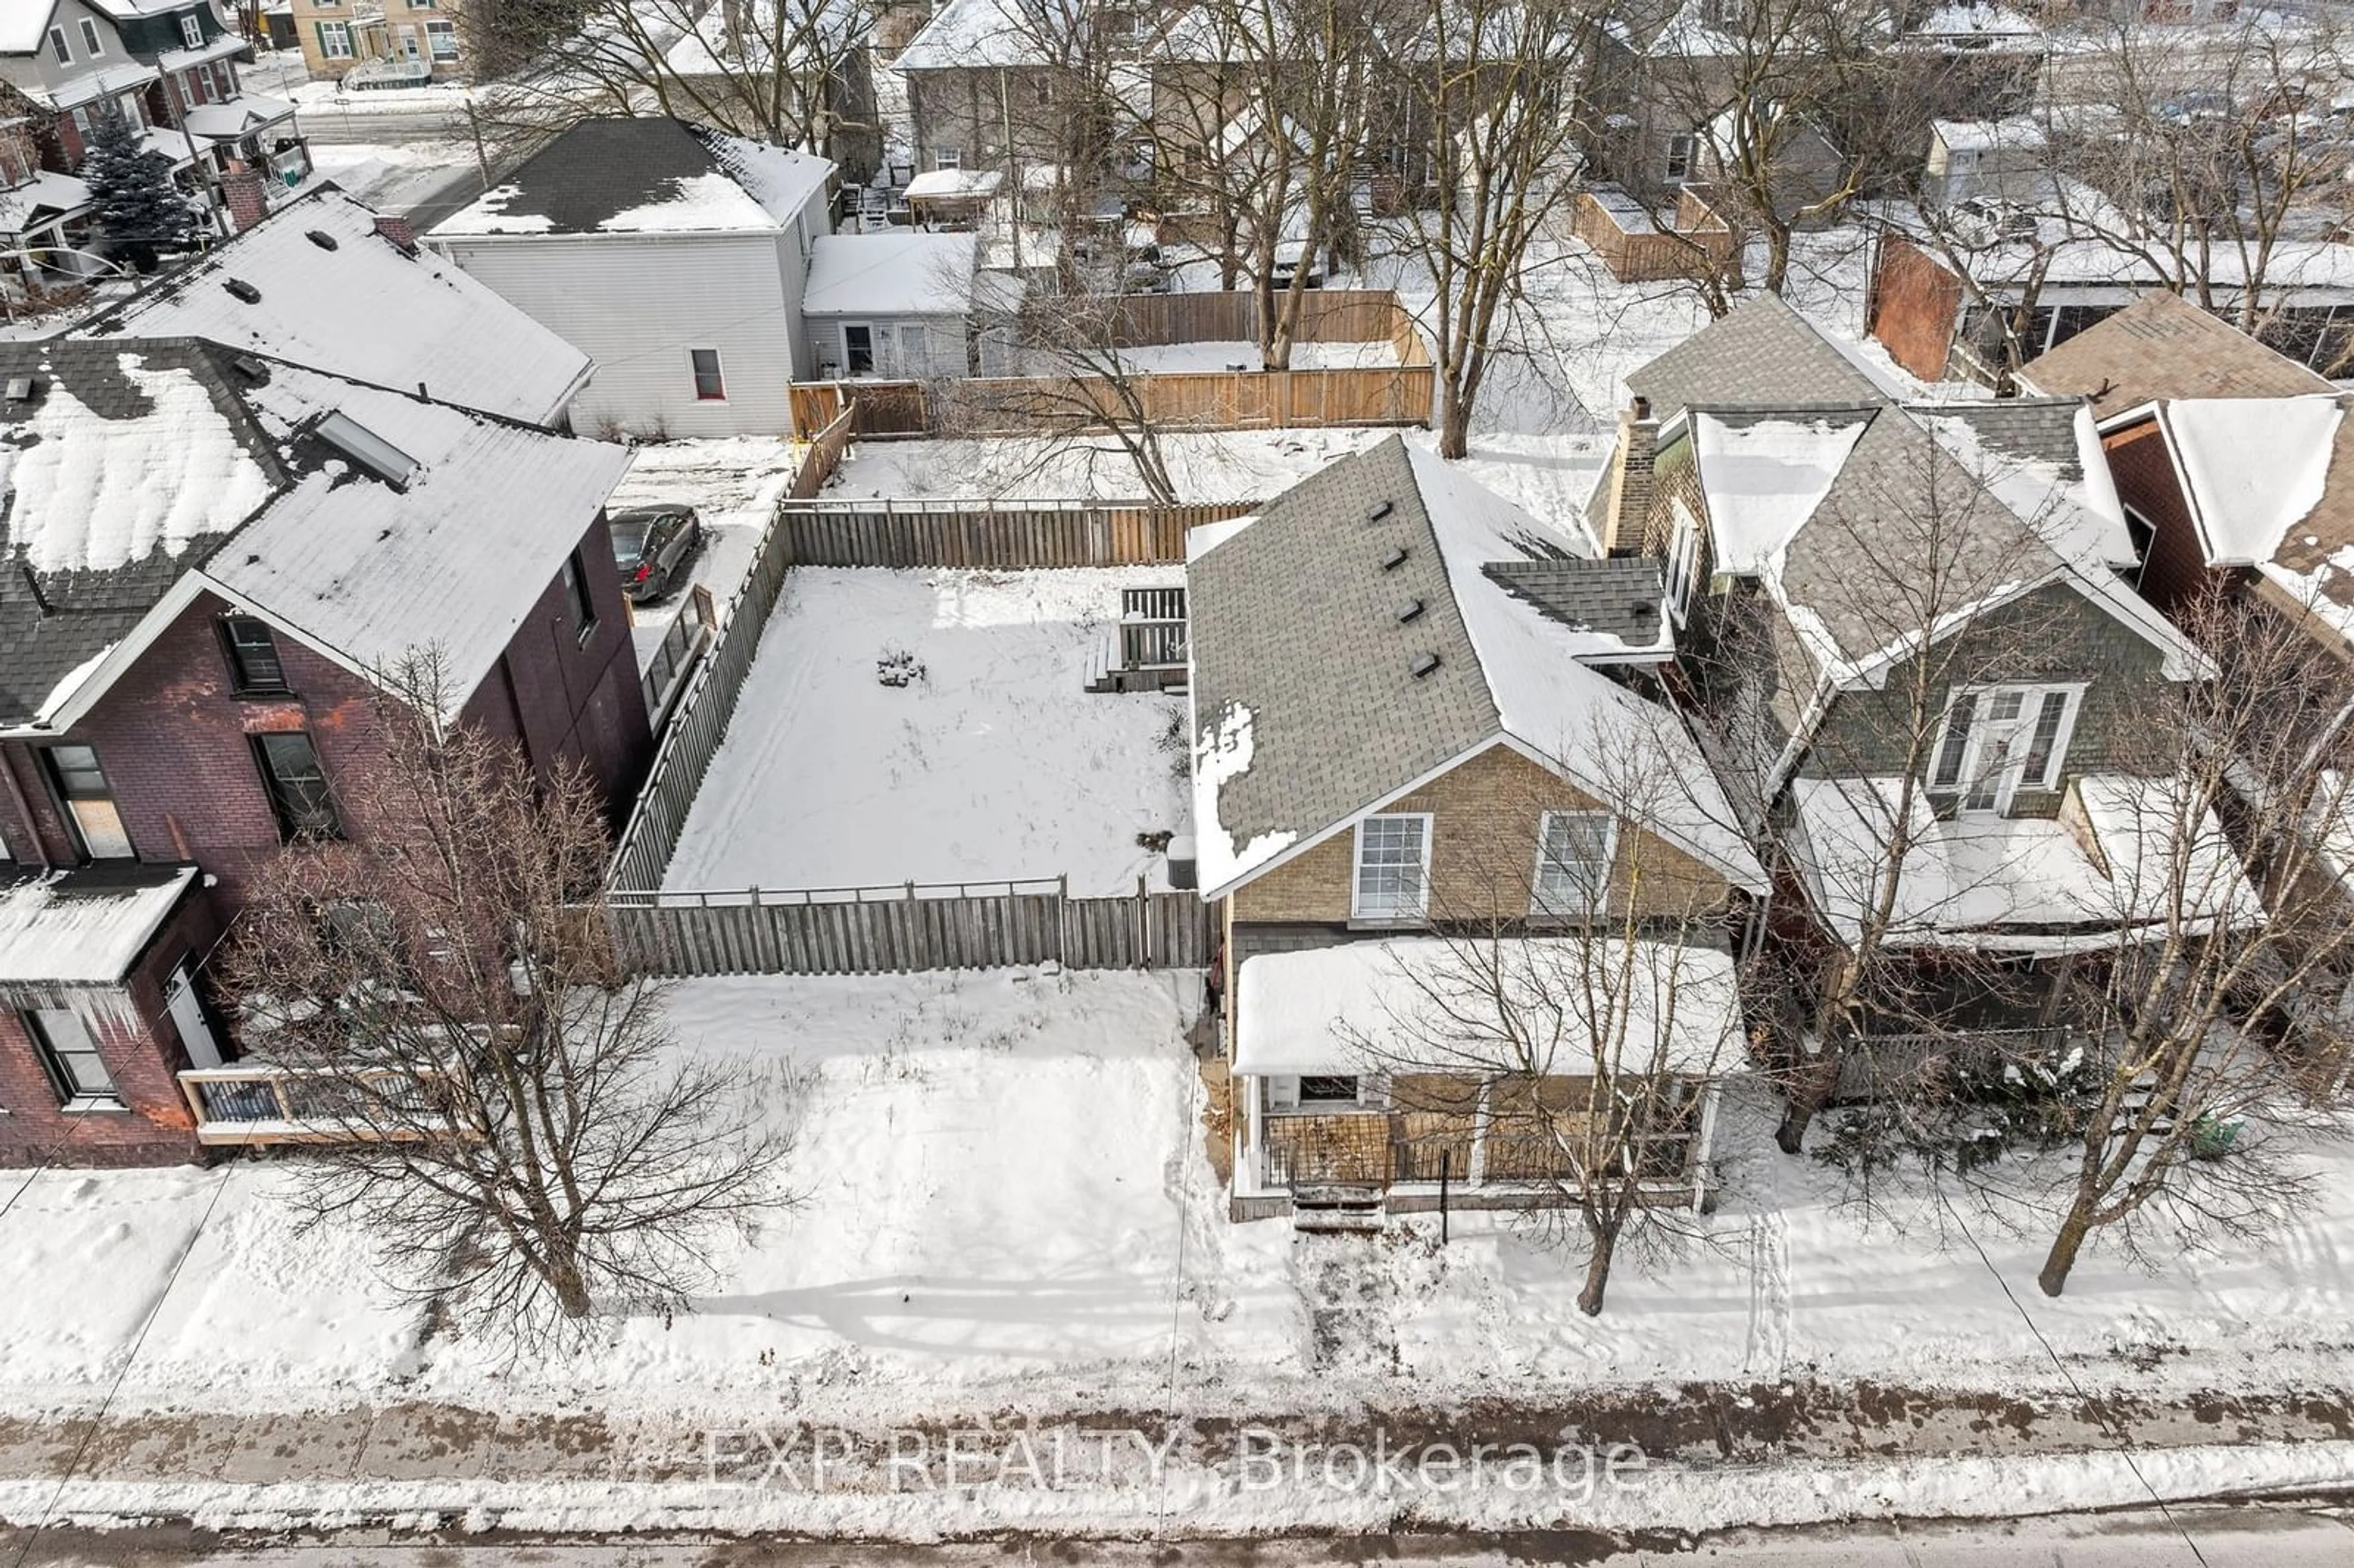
[374,215,418,253]
[1599,395,1658,555]
[219,162,269,235]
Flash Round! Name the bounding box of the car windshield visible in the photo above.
[610,520,651,564]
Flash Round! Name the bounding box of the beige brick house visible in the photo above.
[1186,436,1767,1221]
[289,0,468,86]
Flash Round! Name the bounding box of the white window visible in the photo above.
[894,322,929,375]
[47,26,70,64]
[316,19,354,58]
[1929,685,2082,816]
[179,12,202,48]
[1666,499,1702,625]
[934,147,961,170]
[1663,132,1697,183]
[425,18,457,58]
[689,348,725,400]
[25,1008,121,1109]
[1352,812,1432,922]
[1533,810,1617,917]
[80,18,104,55]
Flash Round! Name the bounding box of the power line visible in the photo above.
[1932,1182,2212,1568]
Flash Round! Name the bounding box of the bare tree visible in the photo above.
[948,284,1183,504]
[1336,709,1750,1315]
[1376,0,1590,456]
[221,653,790,1341]
[2014,594,2354,1296]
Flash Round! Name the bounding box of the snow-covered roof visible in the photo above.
[1188,437,1764,902]
[801,231,977,316]
[1233,937,1742,1076]
[894,0,1051,70]
[179,94,295,142]
[157,32,248,72]
[0,170,92,235]
[0,866,197,989]
[1689,413,1871,574]
[24,60,162,111]
[0,1,58,55]
[2161,397,2346,566]
[1932,118,2047,155]
[1910,2,2038,37]
[903,167,1004,202]
[82,188,592,425]
[208,365,633,715]
[1932,237,2354,300]
[433,118,832,238]
[1788,775,2258,952]
[0,340,630,733]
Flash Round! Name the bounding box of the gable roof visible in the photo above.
[1189,437,1762,900]
[1683,396,2192,688]
[0,0,59,53]
[431,118,832,238]
[1626,293,1897,421]
[2153,395,2354,642]
[0,341,630,733]
[2021,290,2336,418]
[79,187,591,425]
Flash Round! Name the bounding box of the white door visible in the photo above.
[166,961,224,1070]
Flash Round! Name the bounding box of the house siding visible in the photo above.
[1795,579,2176,813]
[1228,742,1737,926]
[432,229,809,438]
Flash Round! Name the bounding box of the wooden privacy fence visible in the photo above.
[777,496,1254,568]
[788,402,858,498]
[608,878,1211,976]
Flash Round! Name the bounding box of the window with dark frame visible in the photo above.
[43,744,134,861]
[80,17,103,55]
[220,615,289,694]
[24,1008,121,1108]
[690,348,726,400]
[561,549,598,640]
[47,26,70,63]
[1297,1075,1360,1107]
[253,731,342,841]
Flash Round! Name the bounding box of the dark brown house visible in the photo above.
[0,338,650,1166]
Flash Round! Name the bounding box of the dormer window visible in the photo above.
[180,12,204,48]
[1929,685,2081,817]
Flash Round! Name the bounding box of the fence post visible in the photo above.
[1057,873,1070,967]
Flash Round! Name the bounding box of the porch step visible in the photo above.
[1290,1183,1385,1234]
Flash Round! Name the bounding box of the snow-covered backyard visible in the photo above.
[7,968,2354,1535]
[663,567,1189,896]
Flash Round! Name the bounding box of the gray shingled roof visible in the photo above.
[1483,557,1666,648]
[1191,439,1499,858]
[1628,293,1894,421]
[1922,398,2086,476]
[0,340,284,729]
[2022,289,2336,418]
[1776,408,2059,668]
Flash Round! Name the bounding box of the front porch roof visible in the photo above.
[0,863,197,988]
[180,94,296,143]
[1233,935,1742,1077]
[1788,774,2263,953]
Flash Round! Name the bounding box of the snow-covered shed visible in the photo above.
[800,230,980,380]
[429,116,835,438]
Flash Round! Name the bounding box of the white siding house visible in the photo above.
[801,231,982,381]
[428,116,834,439]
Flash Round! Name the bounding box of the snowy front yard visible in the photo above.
[8,968,2354,1426]
[663,567,1189,896]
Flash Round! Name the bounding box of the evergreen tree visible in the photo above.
[80,110,197,270]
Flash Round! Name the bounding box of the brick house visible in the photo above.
[1593,297,2256,1080]
[0,338,650,1166]
[1187,436,1767,1222]
[0,0,308,267]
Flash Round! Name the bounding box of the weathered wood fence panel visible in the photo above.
[776,497,1253,568]
[788,403,857,498]
[793,365,1434,440]
[608,881,1209,976]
